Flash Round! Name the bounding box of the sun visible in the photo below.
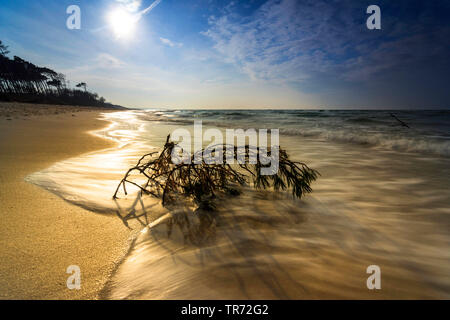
[108,8,138,39]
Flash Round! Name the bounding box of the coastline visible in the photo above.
[1,106,449,299]
[0,103,133,299]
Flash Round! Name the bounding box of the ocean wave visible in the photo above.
[130,110,450,158]
[280,127,450,157]
[344,117,385,124]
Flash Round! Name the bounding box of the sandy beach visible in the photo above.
[0,103,132,299]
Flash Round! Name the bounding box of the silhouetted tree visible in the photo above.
[76,82,87,92]
[0,40,115,107]
[0,40,9,56]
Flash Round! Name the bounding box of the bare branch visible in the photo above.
[113,135,319,211]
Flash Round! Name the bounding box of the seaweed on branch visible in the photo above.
[113,135,319,210]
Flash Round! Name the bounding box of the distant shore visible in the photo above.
[0,103,133,299]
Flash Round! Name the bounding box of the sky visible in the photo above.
[0,0,449,109]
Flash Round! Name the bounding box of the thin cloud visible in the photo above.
[116,0,142,13]
[203,0,450,85]
[96,53,125,68]
[115,0,162,19]
[140,0,162,16]
[159,37,183,48]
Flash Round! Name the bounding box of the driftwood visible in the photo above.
[390,113,410,128]
[113,135,319,211]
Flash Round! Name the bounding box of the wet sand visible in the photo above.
[0,103,132,299]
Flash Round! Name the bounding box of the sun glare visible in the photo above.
[108,8,137,39]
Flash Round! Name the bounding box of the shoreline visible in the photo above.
[1,106,449,299]
[0,104,133,299]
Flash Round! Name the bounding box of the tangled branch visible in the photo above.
[113,135,319,211]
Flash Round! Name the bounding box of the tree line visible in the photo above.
[0,40,120,108]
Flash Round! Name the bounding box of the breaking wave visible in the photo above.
[279,127,450,157]
[138,109,450,158]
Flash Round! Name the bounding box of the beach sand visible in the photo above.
[0,103,132,299]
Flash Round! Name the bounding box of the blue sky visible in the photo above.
[1,0,449,109]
